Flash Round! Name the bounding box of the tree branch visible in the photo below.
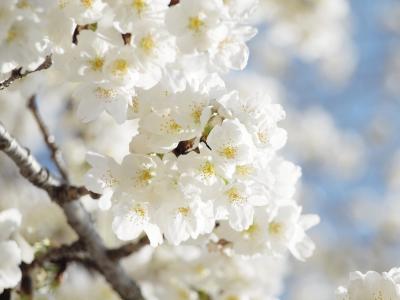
[0,122,144,300]
[0,55,52,91]
[27,95,69,182]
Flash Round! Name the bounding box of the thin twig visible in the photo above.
[0,55,52,91]
[28,95,69,182]
[0,122,144,300]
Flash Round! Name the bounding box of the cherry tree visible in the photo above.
[0,0,360,299]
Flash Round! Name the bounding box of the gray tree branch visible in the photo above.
[0,122,144,300]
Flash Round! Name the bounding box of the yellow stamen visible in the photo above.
[132,0,147,14]
[81,0,93,8]
[111,59,129,76]
[268,222,283,235]
[191,105,203,124]
[220,145,237,159]
[201,161,215,177]
[135,169,153,186]
[257,131,268,144]
[188,16,204,33]
[95,87,117,99]
[89,56,104,72]
[133,206,146,218]
[236,165,252,176]
[6,27,18,44]
[140,35,155,53]
[225,187,244,204]
[177,207,190,216]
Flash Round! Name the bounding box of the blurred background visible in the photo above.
[235,0,400,299]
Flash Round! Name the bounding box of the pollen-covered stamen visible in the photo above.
[131,96,140,113]
[111,59,129,76]
[81,0,93,8]
[268,221,283,236]
[190,104,203,124]
[161,115,183,134]
[257,130,268,144]
[219,144,237,159]
[130,204,148,223]
[177,207,190,217]
[134,168,154,187]
[89,56,105,72]
[235,165,253,177]
[95,87,117,102]
[140,34,155,54]
[101,169,119,187]
[132,0,147,14]
[225,187,246,204]
[242,223,259,239]
[200,161,215,178]
[6,26,19,44]
[188,16,204,33]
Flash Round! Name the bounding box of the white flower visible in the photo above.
[217,91,286,150]
[118,153,162,196]
[84,152,122,209]
[132,24,176,71]
[206,119,253,174]
[112,196,163,247]
[158,198,215,245]
[131,87,212,153]
[165,0,228,53]
[209,25,257,72]
[0,209,33,294]
[0,18,48,73]
[0,240,22,294]
[74,82,133,123]
[215,204,319,259]
[66,30,114,82]
[336,269,400,300]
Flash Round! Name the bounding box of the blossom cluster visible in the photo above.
[35,0,320,259]
[336,268,400,300]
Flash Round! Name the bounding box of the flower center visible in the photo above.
[201,161,215,177]
[6,26,19,44]
[191,105,203,124]
[140,35,155,53]
[225,187,245,204]
[95,87,117,100]
[236,165,252,176]
[257,131,268,144]
[220,145,237,159]
[135,169,153,186]
[101,169,118,187]
[268,222,283,235]
[132,0,146,14]
[111,59,129,76]
[177,207,190,216]
[188,16,204,33]
[89,56,104,72]
[81,0,93,8]
[132,205,146,218]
